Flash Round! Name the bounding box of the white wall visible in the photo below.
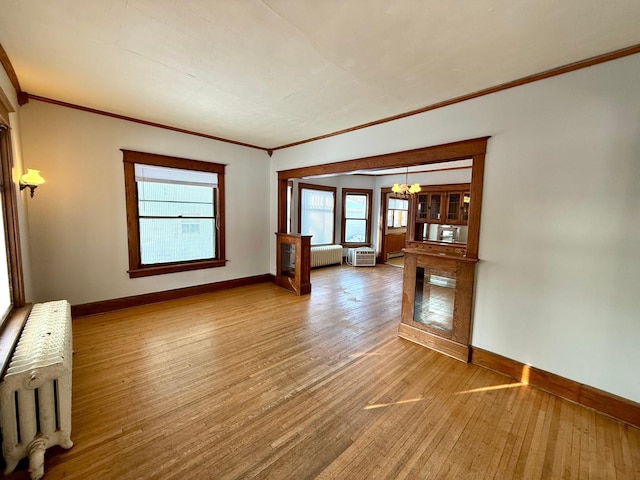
[270,54,640,402]
[19,101,271,305]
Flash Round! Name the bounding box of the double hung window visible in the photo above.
[341,188,372,246]
[123,150,226,278]
[298,183,336,246]
[387,196,408,228]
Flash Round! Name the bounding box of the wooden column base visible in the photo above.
[398,323,470,363]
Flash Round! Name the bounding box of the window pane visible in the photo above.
[0,202,10,314]
[345,194,367,219]
[286,184,292,234]
[393,210,402,228]
[387,210,393,227]
[301,188,334,245]
[140,218,215,264]
[345,219,366,243]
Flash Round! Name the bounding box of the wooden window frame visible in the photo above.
[341,188,372,247]
[297,182,336,246]
[0,99,29,377]
[122,150,226,278]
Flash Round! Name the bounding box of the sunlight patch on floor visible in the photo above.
[456,382,525,395]
[364,398,423,410]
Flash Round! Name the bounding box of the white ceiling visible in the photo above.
[1,1,639,149]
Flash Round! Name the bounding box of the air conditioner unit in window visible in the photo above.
[347,247,376,267]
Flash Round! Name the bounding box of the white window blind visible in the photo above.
[134,164,217,187]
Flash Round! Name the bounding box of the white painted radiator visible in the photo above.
[310,245,343,268]
[0,300,73,480]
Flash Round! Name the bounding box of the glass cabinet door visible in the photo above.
[461,192,471,223]
[428,193,443,222]
[416,194,428,220]
[413,266,456,336]
[280,243,296,278]
[446,193,462,223]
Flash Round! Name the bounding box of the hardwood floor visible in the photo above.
[5,265,640,479]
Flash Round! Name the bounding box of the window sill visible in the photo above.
[0,305,31,377]
[128,259,227,278]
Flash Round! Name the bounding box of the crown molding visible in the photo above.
[271,43,640,151]
[3,41,640,152]
[25,94,268,151]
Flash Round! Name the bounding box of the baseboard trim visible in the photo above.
[72,273,274,318]
[470,347,640,429]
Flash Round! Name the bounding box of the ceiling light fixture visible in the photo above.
[392,167,421,196]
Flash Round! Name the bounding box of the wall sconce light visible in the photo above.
[19,169,45,198]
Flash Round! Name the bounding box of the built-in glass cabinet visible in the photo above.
[410,184,470,256]
[275,233,311,295]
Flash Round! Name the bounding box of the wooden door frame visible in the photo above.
[277,136,488,259]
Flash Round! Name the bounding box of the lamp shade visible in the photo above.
[21,169,45,186]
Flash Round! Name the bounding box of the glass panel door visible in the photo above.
[428,193,442,222]
[461,193,471,222]
[417,194,428,220]
[447,193,462,223]
[280,243,296,278]
[413,266,456,336]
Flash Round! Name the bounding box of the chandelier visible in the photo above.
[392,167,421,195]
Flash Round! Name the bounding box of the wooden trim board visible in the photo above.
[0,43,22,98]
[471,347,640,429]
[71,274,273,318]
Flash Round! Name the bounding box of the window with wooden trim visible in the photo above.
[0,124,24,321]
[387,196,409,228]
[298,183,336,246]
[0,110,30,378]
[122,150,226,278]
[341,188,372,246]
